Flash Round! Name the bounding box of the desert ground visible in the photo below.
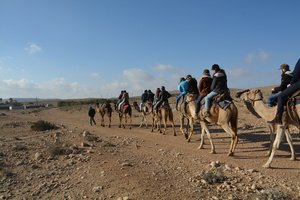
[1,89,300,200]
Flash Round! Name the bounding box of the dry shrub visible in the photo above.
[254,189,291,200]
[31,120,58,131]
[200,168,227,185]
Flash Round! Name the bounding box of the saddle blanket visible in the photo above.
[217,100,232,110]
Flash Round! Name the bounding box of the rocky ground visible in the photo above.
[0,94,300,200]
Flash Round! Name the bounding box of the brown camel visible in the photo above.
[185,94,238,156]
[153,102,176,136]
[236,89,296,168]
[118,103,132,129]
[133,101,153,128]
[95,102,112,128]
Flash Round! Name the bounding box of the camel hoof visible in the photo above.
[227,152,234,156]
[173,133,176,136]
[197,146,203,149]
[129,127,132,130]
[290,157,296,161]
[210,151,216,154]
[262,163,271,168]
[108,125,111,128]
[118,125,121,128]
[184,134,188,140]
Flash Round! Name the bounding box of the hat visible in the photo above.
[161,86,165,90]
[279,64,289,71]
[211,64,220,71]
[202,69,210,76]
[186,74,192,79]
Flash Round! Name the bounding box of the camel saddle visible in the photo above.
[287,90,300,126]
[200,89,233,110]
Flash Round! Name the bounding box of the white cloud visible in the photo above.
[24,42,42,54]
[245,50,270,64]
[3,79,37,89]
[91,72,100,77]
[154,64,174,72]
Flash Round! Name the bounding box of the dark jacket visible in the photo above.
[88,108,96,117]
[273,70,293,93]
[141,92,148,103]
[147,91,155,102]
[290,59,300,85]
[211,69,228,93]
[198,76,213,96]
[159,90,172,102]
[188,78,199,94]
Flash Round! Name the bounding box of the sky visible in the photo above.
[1,0,300,99]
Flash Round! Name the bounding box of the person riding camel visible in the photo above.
[184,74,199,113]
[116,90,125,111]
[268,58,300,124]
[267,64,292,107]
[118,90,129,111]
[154,86,171,113]
[147,89,155,103]
[195,69,213,116]
[203,64,228,118]
[140,90,148,111]
[175,77,188,111]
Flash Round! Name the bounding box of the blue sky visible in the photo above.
[0,0,300,99]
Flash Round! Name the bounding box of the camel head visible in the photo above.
[236,89,263,119]
[185,93,196,102]
[238,89,263,102]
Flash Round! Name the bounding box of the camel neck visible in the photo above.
[252,100,276,121]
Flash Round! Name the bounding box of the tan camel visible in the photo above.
[133,101,153,128]
[236,89,296,168]
[153,102,176,136]
[95,102,112,128]
[118,103,132,129]
[178,98,195,141]
[185,94,238,156]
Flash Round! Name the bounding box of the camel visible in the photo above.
[153,101,176,136]
[178,98,195,141]
[95,102,112,128]
[133,101,153,128]
[184,94,238,156]
[236,89,296,168]
[118,102,132,129]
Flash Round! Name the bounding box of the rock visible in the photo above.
[34,152,42,160]
[92,186,103,192]
[121,162,132,167]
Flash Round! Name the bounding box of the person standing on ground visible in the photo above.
[88,106,96,126]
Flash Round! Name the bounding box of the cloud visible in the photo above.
[91,72,100,77]
[24,42,42,54]
[3,79,37,89]
[245,50,270,64]
[154,64,174,72]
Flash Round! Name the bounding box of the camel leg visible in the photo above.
[285,128,295,160]
[119,114,122,128]
[199,122,215,154]
[198,127,205,149]
[263,125,285,168]
[267,124,275,156]
[187,118,194,142]
[129,115,132,129]
[220,123,237,156]
[108,116,111,128]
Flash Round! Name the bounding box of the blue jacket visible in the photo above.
[290,59,300,85]
[177,80,189,94]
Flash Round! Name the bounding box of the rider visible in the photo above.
[147,89,155,103]
[118,90,129,111]
[184,74,199,113]
[203,64,228,117]
[195,69,213,116]
[140,90,148,111]
[116,90,125,111]
[268,59,300,124]
[267,64,292,107]
[175,77,188,111]
[154,86,172,113]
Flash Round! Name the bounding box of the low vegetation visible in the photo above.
[31,120,58,131]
